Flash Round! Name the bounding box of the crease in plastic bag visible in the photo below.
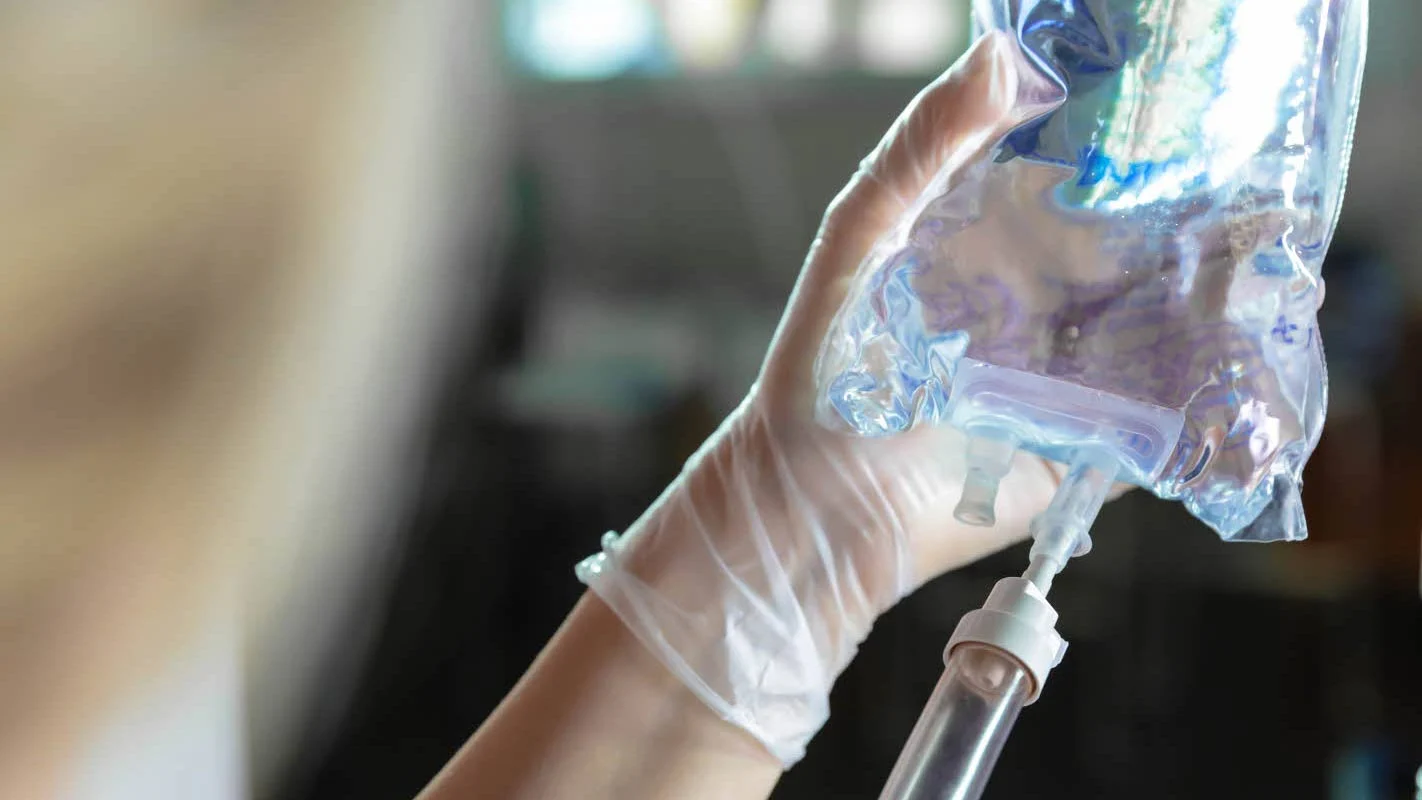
[816,0,1369,541]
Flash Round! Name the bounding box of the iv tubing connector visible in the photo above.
[1023,452,1115,594]
[954,432,1017,527]
[945,577,1065,704]
[880,452,1117,800]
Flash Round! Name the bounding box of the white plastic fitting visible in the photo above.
[953,433,1017,527]
[945,577,1066,704]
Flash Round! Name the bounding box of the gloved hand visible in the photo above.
[577,32,1082,766]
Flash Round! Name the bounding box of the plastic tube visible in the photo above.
[878,644,1031,800]
[1023,453,1114,594]
[882,454,1109,799]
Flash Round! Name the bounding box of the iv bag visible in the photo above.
[815,0,1369,541]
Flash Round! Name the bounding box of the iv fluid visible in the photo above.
[816,0,1368,541]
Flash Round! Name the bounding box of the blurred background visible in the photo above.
[2,1,1419,798]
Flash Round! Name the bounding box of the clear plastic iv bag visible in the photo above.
[816,0,1368,541]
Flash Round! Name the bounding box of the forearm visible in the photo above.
[419,592,782,800]
[420,398,1042,798]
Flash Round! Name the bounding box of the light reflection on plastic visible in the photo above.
[1201,0,1310,187]
[1091,0,1311,212]
[1081,0,1217,212]
[858,0,962,75]
[506,0,657,80]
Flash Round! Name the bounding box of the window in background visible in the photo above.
[504,0,970,80]
[663,0,759,73]
[857,0,964,75]
[503,0,661,80]
[760,0,836,70]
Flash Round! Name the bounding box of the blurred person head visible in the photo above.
[0,1,498,796]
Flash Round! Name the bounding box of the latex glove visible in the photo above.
[577,33,1074,766]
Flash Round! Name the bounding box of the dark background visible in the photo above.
[276,2,1422,797]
